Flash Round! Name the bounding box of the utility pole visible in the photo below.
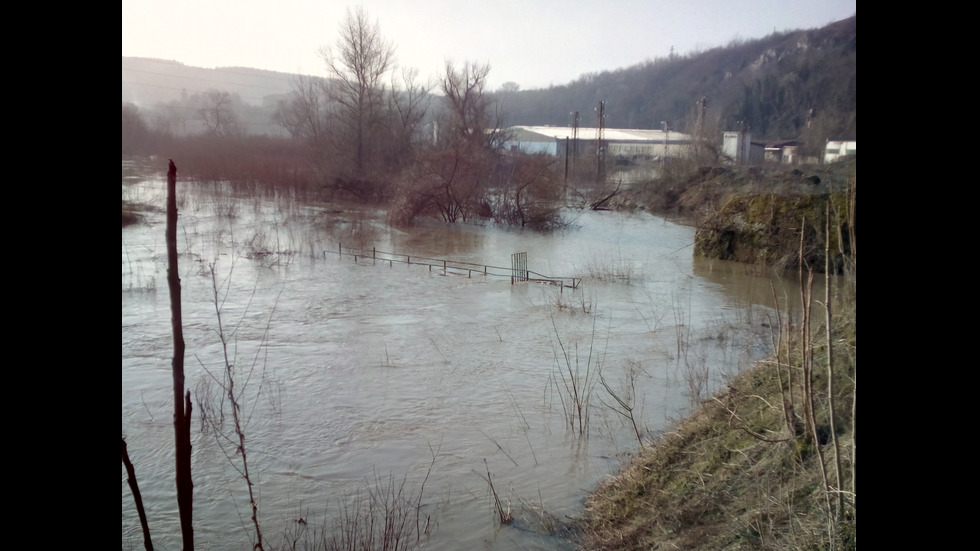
[564,136,569,185]
[696,96,707,141]
[595,101,605,182]
[570,111,580,163]
[804,107,814,160]
[694,96,708,161]
[661,120,670,166]
[735,120,747,165]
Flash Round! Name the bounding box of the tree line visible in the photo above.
[122,11,856,225]
[124,6,568,229]
[272,7,567,227]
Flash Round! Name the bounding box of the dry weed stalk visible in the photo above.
[483,459,513,525]
[205,261,265,550]
[670,288,714,408]
[195,261,285,551]
[797,217,832,526]
[549,316,603,435]
[325,476,419,551]
[767,283,802,439]
[597,367,644,449]
[824,204,844,518]
[278,444,437,549]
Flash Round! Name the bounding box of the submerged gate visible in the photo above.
[511,252,528,284]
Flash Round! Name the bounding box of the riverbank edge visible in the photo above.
[610,158,856,276]
[576,163,856,549]
[576,319,855,549]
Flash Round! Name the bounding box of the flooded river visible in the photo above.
[122,169,799,550]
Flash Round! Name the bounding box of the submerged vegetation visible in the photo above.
[122,155,856,549]
[581,277,855,549]
[123,149,856,549]
[124,7,854,550]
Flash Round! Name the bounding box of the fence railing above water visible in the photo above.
[333,244,580,290]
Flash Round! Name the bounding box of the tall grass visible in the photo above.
[597,358,646,449]
[122,241,157,293]
[166,134,320,201]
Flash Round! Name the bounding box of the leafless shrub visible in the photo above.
[293,468,433,551]
[547,316,604,436]
[597,359,647,449]
[682,351,711,408]
[195,374,223,434]
[274,445,437,551]
[580,249,638,284]
[531,284,593,315]
[339,215,381,251]
[193,261,286,550]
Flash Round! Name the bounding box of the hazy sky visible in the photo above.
[122,0,856,91]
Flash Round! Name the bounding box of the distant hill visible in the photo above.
[122,57,299,108]
[124,15,854,145]
[495,15,856,144]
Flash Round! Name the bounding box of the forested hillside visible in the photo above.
[494,15,855,147]
[124,15,854,149]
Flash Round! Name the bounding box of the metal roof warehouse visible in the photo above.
[504,125,693,159]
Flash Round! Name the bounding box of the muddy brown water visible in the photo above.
[122,170,807,550]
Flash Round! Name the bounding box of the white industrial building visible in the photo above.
[503,126,692,160]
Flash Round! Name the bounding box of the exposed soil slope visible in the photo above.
[630,158,856,275]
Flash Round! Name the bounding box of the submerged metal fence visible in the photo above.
[333,245,579,289]
[511,252,527,283]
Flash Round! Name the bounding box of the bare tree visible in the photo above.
[122,103,149,155]
[390,61,521,225]
[319,6,395,182]
[199,89,240,136]
[497,153,564,229]
[276,75,333,178]
[441,61,505,151]
[432,61,510,220]
[383,67,432,172]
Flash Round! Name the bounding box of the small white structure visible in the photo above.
[723,131,750,164]
[723,131,765,165]
[824,140,856,163]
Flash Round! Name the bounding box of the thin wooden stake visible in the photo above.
[166,159,194,550]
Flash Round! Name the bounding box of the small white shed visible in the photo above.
[824,140,856,163]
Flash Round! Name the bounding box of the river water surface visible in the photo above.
[122,167,801,550]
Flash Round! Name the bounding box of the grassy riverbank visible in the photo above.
[578,167,856,549]
[582,319,855,548]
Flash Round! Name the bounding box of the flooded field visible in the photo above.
[123,166,796,550]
